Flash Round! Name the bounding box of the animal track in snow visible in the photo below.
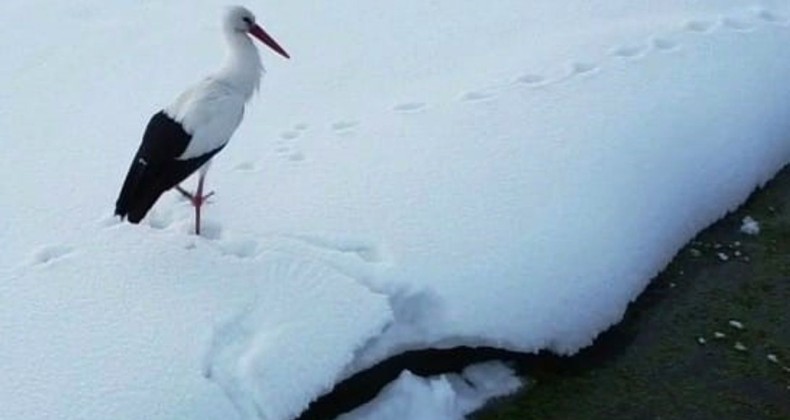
[515,74,547,86]
[721,17,755,32]
[393,102,426,113]
[32,245,74,265]
[233,161,257,172]
[460,90,495,102]
[379,7,782,133]
[570,62,598,75]
[611,44,647,59]
[273,144,305,162]
[294,123,309,131]
[331,120,359,133]
[287,151,306,162]
[280,130,300,140]
[652,37,680,52]
[684,20,716,33]
[755,9,789,24]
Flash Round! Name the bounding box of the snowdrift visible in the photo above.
[2,1,790,419]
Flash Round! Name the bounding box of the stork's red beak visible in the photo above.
[249,24,290,59]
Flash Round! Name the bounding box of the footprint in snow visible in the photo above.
[515,74,547,86]
[460,90,495,102]
[232,161,257,172]
[32,245,75,265]
[393,102,426,113]
[651,37,680,52]
[274,145,290,154]
[684,20,716,33]
[287,151,306,162]
[570,62,598,75]
[331,120,359,135]
[756,9,789,24]
[611,44,647,59]
[279,130,300,140]
[721,17,756,32]
[273,143,305,162]
[294,123,309,131]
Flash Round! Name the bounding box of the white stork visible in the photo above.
[115,5,289,235]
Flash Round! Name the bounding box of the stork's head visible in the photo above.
[224,6,290,59]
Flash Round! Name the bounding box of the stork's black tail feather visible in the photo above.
[115,111,226,224]
[115,153,168,223]
[115,155,147,221]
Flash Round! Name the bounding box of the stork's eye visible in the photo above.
[242,16,253,25]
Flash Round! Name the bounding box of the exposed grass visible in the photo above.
[477,167,790,420]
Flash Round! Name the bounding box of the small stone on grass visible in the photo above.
[740,216,760,235]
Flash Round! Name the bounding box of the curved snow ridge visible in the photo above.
[202,233,443,420]
[203,254,390,420]
[4,224,411,420]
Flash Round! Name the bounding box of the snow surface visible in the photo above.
[3,1,790,419]
[339,362,522,420]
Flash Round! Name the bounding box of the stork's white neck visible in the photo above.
[214,29,264,100]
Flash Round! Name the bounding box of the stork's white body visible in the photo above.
[166,23,265,160]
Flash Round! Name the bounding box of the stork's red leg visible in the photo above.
[192,173,217,236]
[195,173,205,235]
[175,175,215,236]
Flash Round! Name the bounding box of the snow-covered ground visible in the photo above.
[2,1,790,419]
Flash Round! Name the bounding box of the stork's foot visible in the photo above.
[175,177,214,236]
[175,185,215,207]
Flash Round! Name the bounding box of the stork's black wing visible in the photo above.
[115,111,224,223]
